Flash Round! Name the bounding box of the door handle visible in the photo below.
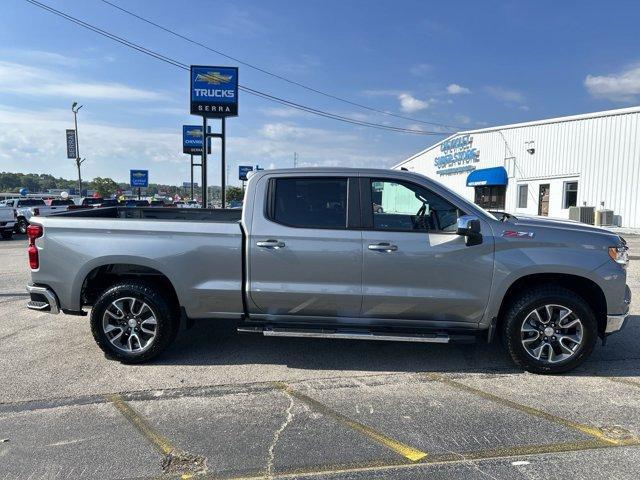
[256,239,285,249]
[368,242,398,252]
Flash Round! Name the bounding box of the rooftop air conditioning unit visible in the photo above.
[569,206,595,225]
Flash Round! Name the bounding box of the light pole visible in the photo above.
[71,102,85,196]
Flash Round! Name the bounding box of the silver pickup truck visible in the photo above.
[26,168,631,373]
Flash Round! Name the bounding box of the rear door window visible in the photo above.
[270,178,348,229]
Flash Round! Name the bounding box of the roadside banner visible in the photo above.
[66,129,77,159]
[190,66,238,118]
[130,169,149,188]
[239,165,253,181]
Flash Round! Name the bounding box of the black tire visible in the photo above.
[16,218,28,234]
[502,286,597,374]
[1,231,12,240]
[90,282,180,363]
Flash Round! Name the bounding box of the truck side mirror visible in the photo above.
[456,215,482,246]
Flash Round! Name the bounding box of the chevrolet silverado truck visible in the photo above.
[25,168,631,373]
[0,198,70,234]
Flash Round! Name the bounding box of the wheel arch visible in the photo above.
[80,263,181,314]
[495,273,607,340]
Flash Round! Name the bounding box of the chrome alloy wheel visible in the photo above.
[520,304,584,363]
[102,297,158,353]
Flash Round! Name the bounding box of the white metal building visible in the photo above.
[394,106,640,228]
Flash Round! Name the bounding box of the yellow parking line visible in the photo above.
[107,393,178,455]
[107,394,207,476]
[423,373,640,446]
[272,382,427,462]
[226,438,617,480]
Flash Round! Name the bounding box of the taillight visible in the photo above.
[33,208,40,216]
[27,224,43,270]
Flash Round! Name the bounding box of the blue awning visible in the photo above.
[466,167,508,187]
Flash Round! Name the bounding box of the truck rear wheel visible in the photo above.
[90,281,179,363]
[502,286,597,374]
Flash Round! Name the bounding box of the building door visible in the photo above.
[538,184,550,216]
[474,186,506,211]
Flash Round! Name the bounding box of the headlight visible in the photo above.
[609,246,629,267]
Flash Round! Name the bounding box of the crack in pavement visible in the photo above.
[265,388,295,479]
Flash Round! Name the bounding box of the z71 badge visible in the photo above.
[502,230,535,238]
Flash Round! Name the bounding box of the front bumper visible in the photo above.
[26,285,60,314]
[605,284,631,334]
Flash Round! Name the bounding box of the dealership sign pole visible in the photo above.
[190,66,238,208]
[182,125,211,202]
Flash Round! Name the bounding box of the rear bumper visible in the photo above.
[26,285,60,314]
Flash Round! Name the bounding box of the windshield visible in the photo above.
[18,199,46,207]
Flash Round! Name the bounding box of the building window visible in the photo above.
[563,181,578,209]
[517,184,528,208]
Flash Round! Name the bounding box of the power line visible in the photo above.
[100,0,461,131]
[25,0,452,136]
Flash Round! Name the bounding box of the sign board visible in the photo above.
[434,134,479,176]
[183,181,199,188]
[190,65,238,117]
[130,169,149,188]
[238,165,253,181]
[66,129,77,159]
[182,125,211,155]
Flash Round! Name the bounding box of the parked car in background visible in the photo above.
[149,200,166,207]
[0,203,16,239]
[26,168,630,374]
[1,198,70,234]
[75,197,103,208]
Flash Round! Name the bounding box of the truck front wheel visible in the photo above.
[90,282,179,363]
[16,218,28,234]
[502,286,597,374]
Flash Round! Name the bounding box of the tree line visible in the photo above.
[0,171,243,201]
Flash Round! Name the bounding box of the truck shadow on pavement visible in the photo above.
[150,316,640,377]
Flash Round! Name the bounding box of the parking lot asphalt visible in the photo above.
[1,235,639,479]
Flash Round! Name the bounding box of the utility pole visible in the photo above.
[71,102,85,195]
[293,151,298,168]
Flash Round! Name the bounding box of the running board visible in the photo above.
[237,326,459,344]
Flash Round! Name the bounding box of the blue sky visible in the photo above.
[1,0,639,186]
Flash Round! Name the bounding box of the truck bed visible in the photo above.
[54,206,242,222]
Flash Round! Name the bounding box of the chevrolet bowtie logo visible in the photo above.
[195,72,233,85]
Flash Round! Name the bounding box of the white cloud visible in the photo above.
[410,63,433,76]
[585,65,640,102]
[0,49,79,66]
[484,85,526,104]
[446,83,471,95]
[0,104,184,184]
[398,93,431,113]
[0,61,165,101]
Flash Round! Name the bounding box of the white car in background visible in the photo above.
[0,202,17,239]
